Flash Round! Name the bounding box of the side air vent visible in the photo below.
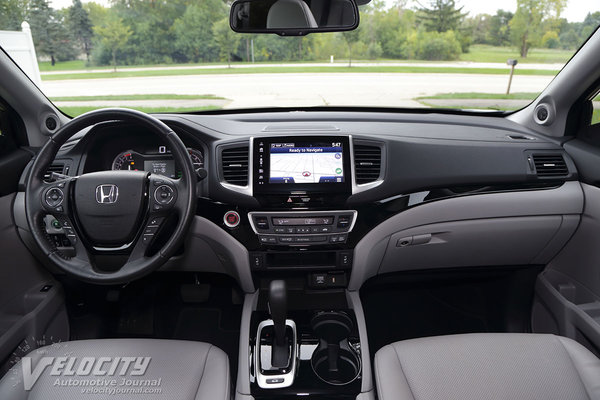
[44,163,65,182]
[532,154,569,177]
[221,146,249,186]
[354,144,382,184]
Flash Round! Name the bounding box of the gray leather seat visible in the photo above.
[0,338,230,400]
[375,333,600,400]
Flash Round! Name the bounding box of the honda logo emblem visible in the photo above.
[95,184,119,204]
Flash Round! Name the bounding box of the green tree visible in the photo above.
[487,9,513,46]
[212,17,240,67]
[68,0,93,61]
[559,29,580,49]
[93,16,132,71]
[509,0,567,57]
[29,0,77,65]
[342,27,361,67]
[172,0,227,63]
[0,0,29,30]
[83,1,108,27]
[417,0,466,33]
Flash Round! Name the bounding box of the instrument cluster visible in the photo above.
[111,147,204,179]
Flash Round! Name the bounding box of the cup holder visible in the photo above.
[310,311,361,386]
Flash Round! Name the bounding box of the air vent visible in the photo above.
[354,144,382,184]
[44,163,65,182]
[532,154,568,177]
[221,146,249,186]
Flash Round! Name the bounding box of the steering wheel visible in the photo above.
[25,108,197,284]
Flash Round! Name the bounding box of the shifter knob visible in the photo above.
[269,280,287,346]
[268,280,290,369]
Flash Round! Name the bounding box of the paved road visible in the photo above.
[42,72,555,109]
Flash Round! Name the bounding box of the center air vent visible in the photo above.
[221,145,249,186]
[44,163,65,182]
[354,144,382,184]
[531,154,568,177]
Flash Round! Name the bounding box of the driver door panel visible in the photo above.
[0,102,69,376]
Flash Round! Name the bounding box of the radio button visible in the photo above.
[255,216,269,230]
[259,236,277,244]
[337,215,352,229]
[330,234,347,243]
[294,236,312,243]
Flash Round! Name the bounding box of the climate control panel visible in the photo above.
[248,210,357,246]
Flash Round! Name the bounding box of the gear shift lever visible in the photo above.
[269,280,289,368]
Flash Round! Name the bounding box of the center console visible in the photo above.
[248,135,357,272]
[237,135,375,399]
[250,280,362,399]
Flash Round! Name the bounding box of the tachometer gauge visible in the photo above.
[112,151,143,171]
[187,148,204,169]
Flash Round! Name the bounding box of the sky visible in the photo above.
[49,0,599,22]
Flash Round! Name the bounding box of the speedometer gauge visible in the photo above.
[112,151,143,171]
[187,148,204,169]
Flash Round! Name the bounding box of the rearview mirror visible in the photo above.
[230,0,359,36]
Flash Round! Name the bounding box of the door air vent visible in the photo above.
[532,154,569,177]
[44,163,65,182]
[354,144,382,184]
[221,146,249,186]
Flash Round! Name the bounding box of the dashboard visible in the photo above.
[29,110,580,291]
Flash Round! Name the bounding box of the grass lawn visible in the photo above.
[41,65,558,81]
[59,105,221,117]
[460,45,574,64]
[38,60,89,71]
[415,91,538,111]
[50,94,224,101]
[418,92,539,100]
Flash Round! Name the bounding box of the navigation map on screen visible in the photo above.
[269,142,344,184]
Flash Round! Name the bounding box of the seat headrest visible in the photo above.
[267,0,319,29]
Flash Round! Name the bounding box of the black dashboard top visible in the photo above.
[50,110,575,210]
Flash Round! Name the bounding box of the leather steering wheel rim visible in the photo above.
[25,108,197,284]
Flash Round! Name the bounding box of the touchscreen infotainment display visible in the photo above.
[254,136,352,195]
[269,142,344,184]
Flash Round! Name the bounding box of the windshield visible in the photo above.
[0,0,598,116]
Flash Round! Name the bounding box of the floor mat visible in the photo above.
[64,273,243,378]
[173,308,240,373]
[360,266,541,356]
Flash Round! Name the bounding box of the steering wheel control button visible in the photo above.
[154,185,175,205]
[45,188,64,208]
[224,211,241,228]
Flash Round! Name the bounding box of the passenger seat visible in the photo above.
[374,333,600,400]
